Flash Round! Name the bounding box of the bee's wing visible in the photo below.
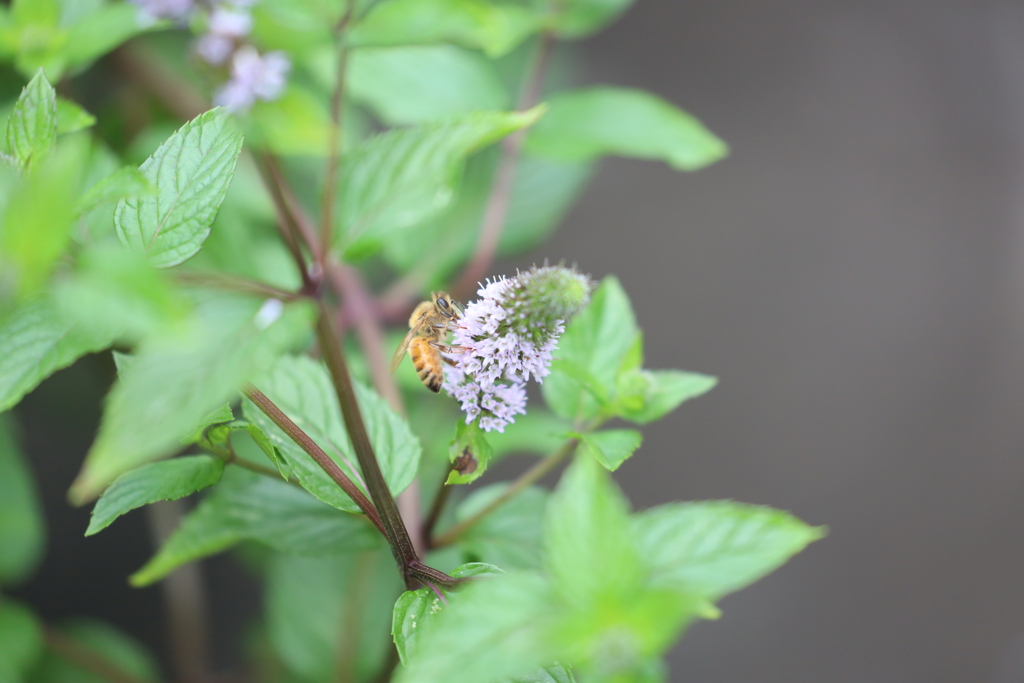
[391,324,422,372]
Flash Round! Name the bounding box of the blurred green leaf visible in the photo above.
[5,70,56,169]
[115,108,244,268]
[510,665,577,683]
[578,428,642,472]
[0,599,42,679]
[0,416,44,585]
[55,97,94,135]
[392,563,504,665]
[546,0,633,39]
[86,456,226,536]
[634,501,824,600]
[348,45,510,125]
[337,108,544,259]
[267,550,400,682]
[501,154,594,253]
[30,618,160,683]
[51,244,191,344]
[488,409,569,460]
[544,455,642,606]
[2,135,87,295]
[394,572,555,683]
[179,404,235,446]
[131,467,381,586]
[244,85,334,157]
[70,296,308,502]
[349,0,537,57]
[525,87,727,170]
[615,369,717,425]
[445,419,492,484]
[456,484,547,570]
[242,354,421,513]
[77,166,151,215]
[11,0,59,27]
[542,276,639,422]
[0,297,112,413]
[62,4,141,74]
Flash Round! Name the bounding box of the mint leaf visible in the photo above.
[578,429,642,472]
[349,0,537,57]
[63,4,143,74]
[392,563,504,665]
[178,404,235,446]
[487,409,570,461]
[85,456,226,536]
[56,97,95,135]
[634,501,824,600]
[337,108,544,258]
[547,0,633,38]
[510,665,577,683]
[348,45,510,125]
[394,572,555,683]
[0,599,42,678]
[267,551,401,682]
[445,419,492,484]
[131,468,381,586]
[525,87,727,170]
[6,69,56,169]
[31,618,160,683]
[542,276,639,421]
[242,355,421,513]
[77,166,151,215]
[0,297,112,413]
[457,484,547,570]
[544,455,642,606]
[114,108,244,268]
[0,416,44,586]
[502,155,594,254]
[616,369,717,425]
[70,296,305,502]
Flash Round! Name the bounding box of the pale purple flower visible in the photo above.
[196,34,235,65]
[442,267,589,433]
[214,47,290,112]
[131,0,193,24]
[196,6,253,65]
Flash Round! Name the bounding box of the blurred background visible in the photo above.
[10,1,1024,682]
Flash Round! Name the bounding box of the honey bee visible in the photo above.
[390,292,464,393]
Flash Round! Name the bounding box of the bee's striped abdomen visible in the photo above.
[410,339,443,393]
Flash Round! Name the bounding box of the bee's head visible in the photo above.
[432,291,463,320]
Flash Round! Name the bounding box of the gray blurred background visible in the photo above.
[535,1,1024,680]
[14,1,1024,682]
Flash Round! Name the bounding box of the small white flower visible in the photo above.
[131,0,193,25]
[214,46,290,112]
[196,34,234,65]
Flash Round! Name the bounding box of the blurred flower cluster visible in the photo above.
[445,265,592,432]
[130,0,289,112]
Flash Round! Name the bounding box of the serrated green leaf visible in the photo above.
[86,456,226,536]
[30,618,160,683]
[544,455,642,606]
[394,572,555,683]
[579,429,642,471]
[542,276,639,422]
[114,108,244,268]
[71,297,307,502]
[5,69,56,169]
[445,419,492,484]
[634,501,824,600]
[525,87,727,171]
[0,297,112,413]
[336,108,544,259]
[392,563,505,665]
[242,355,420,513]
[616,369,717,425]
[0,416,44,585]
[77,166,151,215]
[349,0,537,57]
[546,0,633,38]
[0,599,42,678]
[267,550,400,682]
[457,484,547,570]
[131,467,381,586]
[348,45,510,125]
[55,97,94,135]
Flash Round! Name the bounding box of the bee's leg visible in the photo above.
[428,341,468,354]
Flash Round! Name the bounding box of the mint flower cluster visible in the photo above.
[130,0,289,113]
[444,265,592,432]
